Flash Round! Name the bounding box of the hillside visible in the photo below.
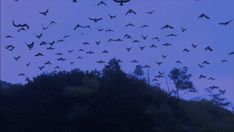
[1,59,234,132]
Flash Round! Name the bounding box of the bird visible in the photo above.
[183,48,190,52]
[5,45,15,51]
[202,60,210,65]
[204,46,213,51]
[67,50,73,53]
[141,35,148,40]
[39,66,45,71]
[161,54,167,59]
[96,41,101,45]
[152,36,160,42]
[26,62,31,67]
[113,0,130,6]
[39,9,49,16]
[219,19,233,26]
[228,51,234,55]
[42,24,49,30]
[88,17,103,23]
[49,21,57,25]
[146,10,155,15]
[125,23,135,27]
[35,53,44,57]
[162,43,172,46]
[140,25,149,28]
[57,57,66,61]
[97,60,106,64]
[87,51,95,54]
[12,21,29,29]
[167,34,177,37]
[191,43,198,48]
[77,56,82,59]
[219,89,226,94]
[199,74,206,79]
[56,52,63,56]
[44,61,52,65]
[97,1,107,6]
[35,33,43,39]
[125,9,136,15]
[208,77,215,80]
[161,24,174,30]
[102,50,109,54]
[108,14,117,19]
[18,73,25,76]
[209,85,219,90]
[25,42,34,50]
[126,47,131,52]
[198,64,204,68]
[132,40,140,43]
[14,56,21,61]
[72,0,77,3]
[156,61,163,66]
[176,60,182,64]
[54,66,61,69]
[221,59,228,63]
[181,27,188,32]
[198,13,210,19]
[131,60,139,63]
[40,41,47,46]
[140,46,145,51]
[149,44,157,48]
[5,35,13,38]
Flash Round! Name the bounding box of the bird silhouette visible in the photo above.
[12,21,29,29]
[141,35,148,40]
[35,53,44,57]
[113,0,130,6]
[228,51,234,55]
[49,21,57,25]
[176,60,182,64]
[199,74,206,79]
[221,59,228,63]
[183,48,190,52]
[140,46,145,51]
[57,57,66,61]
[219,89,226,94]
[108,14,117,19]
[125,23,135,27]
[152,36,160,42]
[161,54,167,59]
[198,13,210,19]
[88,17,103,23]
[39,9,49,16]
[208,77,215,80]
[102,50,109,54]
[72,0,77,3]
[146,10,155,15]
[87,51,95,54]
[97,60,106,64]
[204,46,213,51]
[25,42,34,50]
[44,61,52,65]
[181,27,188,32]
[96,41,101,45]
[191,43,198,48]
[125,9,136,15]
[131,60,139,63]
[149,44,157,48]
[209,85,219,90]
[167,34,177,37]
[14,56,21,61]
[162,43,172,46]
[202,60,210,65]
[18,73,25,76]
[219,19,233,26]
[140,25,149,28]
[35,33,43,39]
[132,40,140,43]
[5,35,13,38]
[39,66,45,71]
[97,1,107,6]
[161,24,174,30]
[156,61,163,66]
[126,47,131,52]
[42,24,49,30]
[5,45,15,51]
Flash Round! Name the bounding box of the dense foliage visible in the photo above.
[1,59,234,132]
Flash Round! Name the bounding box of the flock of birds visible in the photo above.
[2,0,234,99]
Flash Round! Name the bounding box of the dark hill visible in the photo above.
[1,59,234,132]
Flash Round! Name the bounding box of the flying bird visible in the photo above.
[97,1,107,6]
[204,46,213,51]
[219,19,233,26]
[39,9,49,16]
[146,10,155,15]
[125,9,136,15]
[88,17,103,23]
[5,45,15,51]
[161,24,174,30]
[108,14,117,19]
[25,42,34,50]
[35,53,44,57]
[198,13,210,19]
[113,0,130,6]
[14,56,21,61]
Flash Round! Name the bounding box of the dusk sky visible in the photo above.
[1,0,234,107]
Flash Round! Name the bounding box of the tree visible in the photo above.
[134,65,144,79]
[169,68,196,98]
[102,58,125,81]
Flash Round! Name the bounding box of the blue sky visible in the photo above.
[1,0,234,106]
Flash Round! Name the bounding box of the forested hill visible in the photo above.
[1,59,234,132]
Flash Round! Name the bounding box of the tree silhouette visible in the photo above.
[169,68,196,98]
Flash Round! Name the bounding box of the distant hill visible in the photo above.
[1,59,234,132]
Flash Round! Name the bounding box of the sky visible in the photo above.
[1,0,234,107]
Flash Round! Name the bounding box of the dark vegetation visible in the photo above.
[1,59,234,132]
